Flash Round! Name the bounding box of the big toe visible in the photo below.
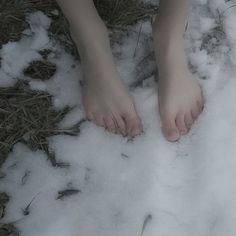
[163,128,180,142]
[130,124,143,137]
[176,112,188,135]
[161,114,180,142]
[124,110,143,137]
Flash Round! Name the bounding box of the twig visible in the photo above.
[133,23,143,58]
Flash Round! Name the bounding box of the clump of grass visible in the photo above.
[0,0,157,54]
[38,49,53,60]
[0,0,29,46]
[0,223,19,236]
[0,192,9,219]
[94,0,157,29]
[0,0,68,51]
[0,0,62,46]
[23,60,57,80]
[0,81,82,167]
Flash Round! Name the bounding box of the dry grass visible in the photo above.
[23,60,57,80]
[0,0,58,45]
[94,0,157,29]
[56,188,81,200]
[0,81,83,167]
[0,0,157,52]
[0,223,19,236]
[0,192,9,219]
[0,0,29,46]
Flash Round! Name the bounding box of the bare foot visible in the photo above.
[153,29,204,142]
[71,27,143,137]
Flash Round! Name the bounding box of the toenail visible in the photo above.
[180,129,187,135]
[186,123,192,128]
[132,128,141,136]
[111,129,116,134]
[168,130,180,141]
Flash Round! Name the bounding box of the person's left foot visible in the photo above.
[153,27,204,142]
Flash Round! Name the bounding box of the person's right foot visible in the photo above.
[71,28,143,137]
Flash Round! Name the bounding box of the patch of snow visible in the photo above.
[0,39,41,79]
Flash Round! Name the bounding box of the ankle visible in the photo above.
[152,17,185,42]
[154,38,189,77]
[70,22,111,60]
[154,35,186,63]
[153,22,186,64]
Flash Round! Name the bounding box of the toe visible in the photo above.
[104,116,117,134]
[200,90,205,109]
[184,112,193,130]
[115,115,127,136]
[86,111,94,121]
[161,113,180,142]
[130,125,143,137]
[94,115,105,127]
[198,92,205,112]
[162,127,180,142]
[123,107,143,137]
[124,113,143,137]
[176,112,188,135]
[197,100,204,112]
[191,104,200,119]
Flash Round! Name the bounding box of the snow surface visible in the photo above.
[1,1,236,235]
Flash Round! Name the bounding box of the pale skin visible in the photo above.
[56,0,204,142]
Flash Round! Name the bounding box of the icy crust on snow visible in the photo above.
[1,1,236,235]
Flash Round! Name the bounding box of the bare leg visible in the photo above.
[56,0,143,136]
[153,0,204,142]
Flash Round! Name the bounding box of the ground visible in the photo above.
[1,0,236,236]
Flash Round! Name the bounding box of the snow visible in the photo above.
[199,17,216,34]
[1,1,236,235]
[0,39,41,80]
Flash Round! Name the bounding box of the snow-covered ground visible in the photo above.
[1,0,236,235]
